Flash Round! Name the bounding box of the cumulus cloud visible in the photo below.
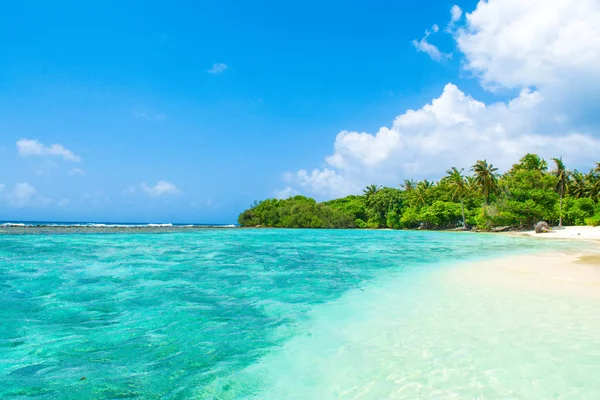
[450,5,462,22]
[285,168,360,198]
[456,0,600,92]
[279,0,600,199]
[141,180,182,197]
[208,63,228,74]
[283,84,600,198]
[446,5,463,32]
[17,139,81,162]
[412,25,452,62]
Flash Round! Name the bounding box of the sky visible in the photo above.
[1,0,600,223]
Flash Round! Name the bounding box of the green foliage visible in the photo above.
[399,206,420,229]
[419,201,462,228]
[239,154,600,230]
[365,187,403,228]
[585,213,600,226]
[471,159,499,204]
[325,195,368,226]
[238,196,355,228]
[563,197,595,226]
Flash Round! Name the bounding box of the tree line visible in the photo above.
[238,153,600,230]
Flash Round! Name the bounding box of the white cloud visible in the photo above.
[275,186,300,199]
[450,5,462,22]
[280,83,600,199]
[68,168,85,176]
[456,0,600,91]
[284,168,360,198]
[16,139,81,162]
[412,26,452,62]
[0,183,71,208]
[208,63,228,74]
[141,180,182,197]
[6,183,38,208]
[278,0,600,200]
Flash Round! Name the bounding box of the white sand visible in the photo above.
[443,250,600,299]
[515,225,600,241]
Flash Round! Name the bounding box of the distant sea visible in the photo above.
[0,220,236,228]
[1,229,599,399]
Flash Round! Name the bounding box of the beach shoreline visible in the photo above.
[510,225,600,241]
[442,226,600,299]
[442,248,600,300]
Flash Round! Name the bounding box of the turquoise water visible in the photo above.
[1,229,598,399]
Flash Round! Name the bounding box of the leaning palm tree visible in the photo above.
[363,184,381,197]
[471,160,499,204]
[551,157,569,228]
[443,167,468,228]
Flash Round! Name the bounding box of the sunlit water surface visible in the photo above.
[1,229,598,399]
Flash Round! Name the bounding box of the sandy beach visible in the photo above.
[515,225,600,241]
[444,250,600,300]
[441,226,600,299]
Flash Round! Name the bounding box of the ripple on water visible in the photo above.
[0,230,597,399]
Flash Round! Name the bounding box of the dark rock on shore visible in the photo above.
[534,221,552,234]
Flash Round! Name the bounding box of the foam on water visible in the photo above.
[0,229,598,399]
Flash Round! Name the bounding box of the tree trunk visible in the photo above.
[559,193,563,227]
[461,199,466,227]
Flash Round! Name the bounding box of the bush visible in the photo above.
[419,201,462,229]
[564,197,595,225]
[585,213,600,227]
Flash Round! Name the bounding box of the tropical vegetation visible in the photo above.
[238,154,600,230]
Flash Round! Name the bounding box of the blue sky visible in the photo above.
[1,0,599,223]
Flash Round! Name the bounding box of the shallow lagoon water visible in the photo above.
[1,229,598,399]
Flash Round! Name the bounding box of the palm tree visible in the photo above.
[413,180,433,206]
[551,157,569,228]
[471,160,499,204]
[363,184,381,197]
[519,153,548,171]
[569,170,587,199]
[465,175,477,193]
[443,167,468,228]
[589,163,600,201]
[401,179,417,191]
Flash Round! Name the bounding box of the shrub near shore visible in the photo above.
[239,154,600,230]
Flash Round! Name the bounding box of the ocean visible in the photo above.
[1,229,599,399]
